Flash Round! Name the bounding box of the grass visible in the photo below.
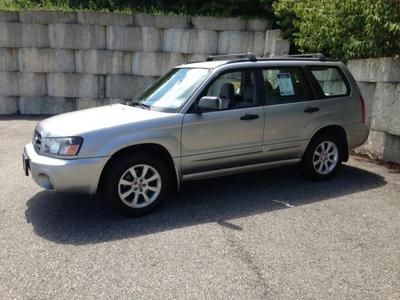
[0,0,219,15]
[0,0,171,14]
[0,0,71,11]
[0,0,272,18]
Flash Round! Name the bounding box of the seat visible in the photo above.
[219,83,235,109]
[264,80,280,103]
[264,80,273,93]
[235,84,254,108]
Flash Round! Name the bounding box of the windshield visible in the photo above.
[133,68,210,112]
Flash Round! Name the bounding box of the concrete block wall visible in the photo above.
[0,10,290,115]
[348,57,400,164]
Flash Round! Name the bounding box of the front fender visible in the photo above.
[77,115,183,159]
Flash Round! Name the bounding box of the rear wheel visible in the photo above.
[302,135,342,180]
[104,153,171,216]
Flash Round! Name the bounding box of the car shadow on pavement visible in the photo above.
[25,164,386,245]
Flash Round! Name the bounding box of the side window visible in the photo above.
[262,67,313,104]
[204,70,257,109]
[207,72,242,96]
[310,67,349,97]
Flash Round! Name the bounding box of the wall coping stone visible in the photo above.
[192,16,246,31]
[135,14,190,29]
[19,10,77,24]
[77,11,134,26]
[0,10,19,22]
[246,19,272,31]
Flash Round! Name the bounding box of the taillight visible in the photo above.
[360,95,366,124]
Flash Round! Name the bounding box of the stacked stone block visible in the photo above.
[0,10,290,115]
[348,57,400,163]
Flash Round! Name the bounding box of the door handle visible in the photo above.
[304,107,319,113]
[240,114,259,120]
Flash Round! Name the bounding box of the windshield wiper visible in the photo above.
[134,103,150,110]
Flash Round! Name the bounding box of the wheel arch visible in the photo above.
[305,125,349,162]
[97,143,180,195]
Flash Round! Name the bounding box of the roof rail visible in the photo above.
[207,53,257,62]
[283,53,327,61]
[191,52,334,66]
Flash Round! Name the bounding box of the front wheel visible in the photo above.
[104,153,171,216]
[302,136,342,180]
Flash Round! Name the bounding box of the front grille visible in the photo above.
[33,131,42,152]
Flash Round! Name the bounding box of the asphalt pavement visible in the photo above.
[0,116,399,299]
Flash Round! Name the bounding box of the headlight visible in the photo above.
[41,137,83,157]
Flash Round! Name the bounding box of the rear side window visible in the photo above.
[310,67,349,97]
[262,67,313,104]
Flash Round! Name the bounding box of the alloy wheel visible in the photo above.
[312,141,339,175]
[118,164,162,208]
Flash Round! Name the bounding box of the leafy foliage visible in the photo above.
[0,0,275,18]
[274,0,400,60]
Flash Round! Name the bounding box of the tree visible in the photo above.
[274,0,400,60]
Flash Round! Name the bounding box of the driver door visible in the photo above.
[181,69,265,175]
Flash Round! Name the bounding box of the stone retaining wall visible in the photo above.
[0,10,289,115]
[348,57,400,164]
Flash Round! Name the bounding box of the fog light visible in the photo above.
[37,174,54,190]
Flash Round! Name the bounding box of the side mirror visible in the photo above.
[197,96,220,112]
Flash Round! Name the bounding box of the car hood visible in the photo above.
[36,104,172,137]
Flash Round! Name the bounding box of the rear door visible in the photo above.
[260,66,318,161]
[261,65,352,162]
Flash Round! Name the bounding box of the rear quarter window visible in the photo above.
[309,66,350,98]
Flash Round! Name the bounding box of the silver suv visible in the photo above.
[23,53,369,215]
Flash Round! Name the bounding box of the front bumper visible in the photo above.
[23,143,109,194]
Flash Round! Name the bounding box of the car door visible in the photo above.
[181,69,265,175]
[260,66,319,162]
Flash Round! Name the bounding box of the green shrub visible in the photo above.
[0,0,275,19]
[274,0,400,60]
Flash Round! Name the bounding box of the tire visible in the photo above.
[301,135,343,180]
[104,153,171,216]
